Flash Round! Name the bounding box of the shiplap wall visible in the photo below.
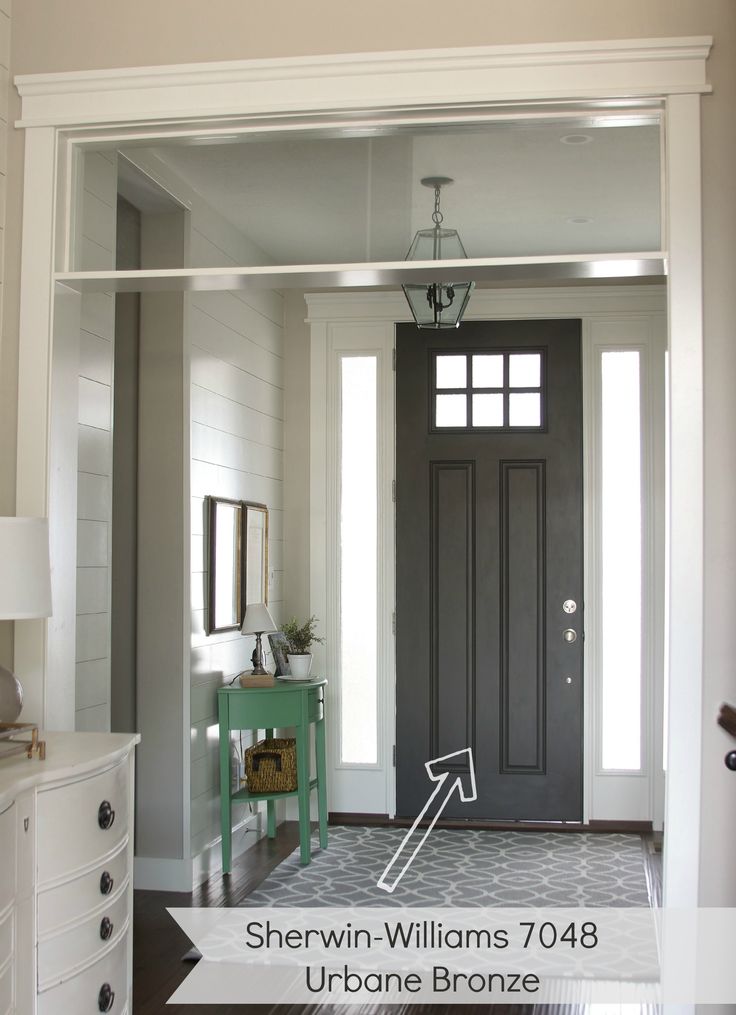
[119,150,286,872]
[188,271,285,866]
[75,151,117,732]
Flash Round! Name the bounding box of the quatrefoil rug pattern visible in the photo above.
[243,826,651,908]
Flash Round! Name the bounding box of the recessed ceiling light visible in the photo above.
[568,216,593,224]
[560,133,593,145]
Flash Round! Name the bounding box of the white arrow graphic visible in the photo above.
[377,747,477,893]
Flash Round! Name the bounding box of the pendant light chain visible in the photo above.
[431,184,444,226]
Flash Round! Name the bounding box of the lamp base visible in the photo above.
[238,672,275,688]
[0,665,23,723]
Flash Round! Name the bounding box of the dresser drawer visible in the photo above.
[38,930,128,1014]
[37,761,128,885]
[38,887,129,991]
[0,804,14,914]
[0,954,12,1015]
[0,907,12,976]
[37,838,129,937]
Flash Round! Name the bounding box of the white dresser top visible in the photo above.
[0,731,140,812]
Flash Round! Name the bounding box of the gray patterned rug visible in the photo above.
[244,826,650,907]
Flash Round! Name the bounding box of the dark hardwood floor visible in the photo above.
[133,823,659,1014]
[133,822,535,1014]
[134,824,305,1014]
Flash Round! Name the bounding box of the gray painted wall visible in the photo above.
[136,210,188,860]
[111,196,141,733]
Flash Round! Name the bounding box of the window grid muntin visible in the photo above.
[431,348,546,432]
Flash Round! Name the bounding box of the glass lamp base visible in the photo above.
[0,665,23,723]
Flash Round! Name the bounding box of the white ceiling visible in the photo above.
[130,122,661,265]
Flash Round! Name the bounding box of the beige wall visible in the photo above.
[2,0,735,904]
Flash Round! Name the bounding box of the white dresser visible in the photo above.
[0,732,138,1015]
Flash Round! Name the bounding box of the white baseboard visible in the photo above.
[134,855,195,893]
[191,812,265,888]
[134,811,276,892]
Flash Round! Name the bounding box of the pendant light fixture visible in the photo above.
[402,176,475,329]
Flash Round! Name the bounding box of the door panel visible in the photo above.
[395,319,583,821]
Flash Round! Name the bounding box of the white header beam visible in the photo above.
[16,37,711,128]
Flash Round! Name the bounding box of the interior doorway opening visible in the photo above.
[16,39,708,901]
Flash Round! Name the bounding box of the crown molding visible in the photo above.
[15,37,712,129]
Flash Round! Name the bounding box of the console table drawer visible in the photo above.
[38,930,128,1014]
[307,687,323,722]
[37,838,129,937]
[38,889,128,990]
[37,762,128,885]
[0,805,14,914]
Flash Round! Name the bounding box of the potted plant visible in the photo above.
[281,616,324,679]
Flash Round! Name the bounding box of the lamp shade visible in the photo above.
[0,517,52,619]
[241,602,276,635]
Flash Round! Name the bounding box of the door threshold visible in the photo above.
[329,812,653,834]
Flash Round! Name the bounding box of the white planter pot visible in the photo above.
[288,653,313,679]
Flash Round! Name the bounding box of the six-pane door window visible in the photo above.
[433,350,545,430]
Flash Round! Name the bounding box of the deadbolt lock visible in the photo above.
[562,629,577,644]
[563,599,577,614]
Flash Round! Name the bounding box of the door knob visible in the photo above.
[725,751,736,772]
[562,629,577,644]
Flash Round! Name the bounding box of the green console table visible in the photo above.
[217,678,328,872]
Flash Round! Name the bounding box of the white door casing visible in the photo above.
[307,288,666,824]
[12,38,709,909]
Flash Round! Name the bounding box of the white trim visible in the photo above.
[190,813,267,889]
[12,37,708,903]
[133,855,193,893]
[15,130,59,727]
[53,254,667,294]
[312,325,395,815]
[583,317,667,823]
[15,38,711,128]
[135,813,265,891]
[662,94,704,909]
[308,287,666,824]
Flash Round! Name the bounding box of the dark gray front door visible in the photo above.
[395,319,583,820]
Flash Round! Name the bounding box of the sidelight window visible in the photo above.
[600,350,642,771]
[339,355,379,765]
[433,350,545,430]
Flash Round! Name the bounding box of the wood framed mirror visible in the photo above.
[206,496,245,634]
[244,501,269,606]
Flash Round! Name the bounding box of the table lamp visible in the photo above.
[241,602,277,676]
[0,517,52,721]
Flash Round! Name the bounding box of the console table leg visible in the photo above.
[219,710,232,874]
[315,713,328,849]
[296,723,311,864]
[267,799,276,838]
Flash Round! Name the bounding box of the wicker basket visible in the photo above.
[244,738,297,793]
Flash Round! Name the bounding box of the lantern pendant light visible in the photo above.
[402,176,475,329]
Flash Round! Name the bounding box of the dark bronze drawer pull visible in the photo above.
[98,982,115,1011]
[100,871,114,895]
[98,800,115,830]
[100,916,114,940]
